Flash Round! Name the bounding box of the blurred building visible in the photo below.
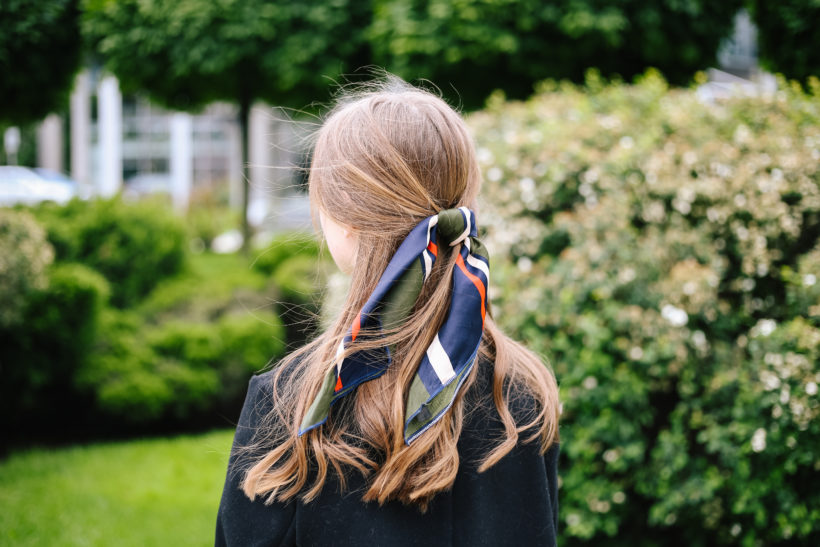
[717,9,758,79]
[34,68,311,231]
[698,9,776,103]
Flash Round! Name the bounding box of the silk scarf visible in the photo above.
[299,207,490,444]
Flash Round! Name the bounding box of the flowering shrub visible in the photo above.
[472,71,820,545]
[0,210,53,327]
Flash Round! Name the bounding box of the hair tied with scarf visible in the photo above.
[300,207,490,444]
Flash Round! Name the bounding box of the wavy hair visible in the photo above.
[240,75,560,511]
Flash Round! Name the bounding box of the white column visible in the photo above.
[170,112,193,214]
[248,103,271,227]
[227,114,243,210]
[37,114,63,172]
[70,70,91,190]
[3,127,20,165]
[97,75,122,197]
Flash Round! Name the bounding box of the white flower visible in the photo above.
[751,428,767,452]
[476,147,494,165]
[806,382,818,396]
[804,274,817,287]
[758,319,777,337]
[517,257,533,273]
[583,376,598,390]
[661,304,688,327]
[760,370,780,391]
[487,167,503,182]
[518,177,535,193]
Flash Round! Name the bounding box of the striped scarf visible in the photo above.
[299,207,490,444]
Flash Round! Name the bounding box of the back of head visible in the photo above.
[309,77,481,240]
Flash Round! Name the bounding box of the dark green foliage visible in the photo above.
[371,0,743,109]
[0,0,82,125]
[475,73,820,544]
[29,198,186,308]
[81,0,369,111]
[79,310,285,424]
[74,251,287,428]
[0,263,109,431]
[750,0,820,81]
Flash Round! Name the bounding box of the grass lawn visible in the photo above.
[0,429,235,546]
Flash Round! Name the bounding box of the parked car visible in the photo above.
[0,166,80,206]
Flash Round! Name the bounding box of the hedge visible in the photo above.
[0,261,109,432]
[2,199,314,445]
[472,71,820,545]
[28,197,186,308]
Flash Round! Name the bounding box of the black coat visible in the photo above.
[215,359,559,546]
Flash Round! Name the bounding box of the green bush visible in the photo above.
[473,71,820,545]
[2,201,305,441]
[1,262,109,430]
[74,252,287,429]
[273,254,324,305]
[28,197,186,307]
[0,209,53,328]
[137,251,270,323]
[79,310,285,424]
[252,231,320,276]
[253,233,326,346]
[185,191,239,250]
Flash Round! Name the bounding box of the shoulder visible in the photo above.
[230,358,301,452]
[452,357,560,545]
[461,356,546,442]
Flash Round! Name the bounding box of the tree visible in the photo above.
[370,0,743,109]
[82,0,370,247]
[749,0,820,82]
[0,0,83,125]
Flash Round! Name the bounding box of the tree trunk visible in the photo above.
[238,98,251,253]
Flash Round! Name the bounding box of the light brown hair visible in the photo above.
[240,75,560,510]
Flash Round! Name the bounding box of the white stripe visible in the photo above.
[335,339,345,374]
[450,207,472,246]
[422,249,433,281]
[426,215,438,245]
[466,254,490,282]
[426,334,456,384]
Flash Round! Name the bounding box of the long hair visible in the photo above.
[240,75,560,510]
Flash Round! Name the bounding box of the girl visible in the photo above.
[215,76,561,546]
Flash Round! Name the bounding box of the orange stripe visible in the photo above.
[456,254,486,326]
[335,375,343,392]
[351,314,361,341]
[427,241,438,257]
